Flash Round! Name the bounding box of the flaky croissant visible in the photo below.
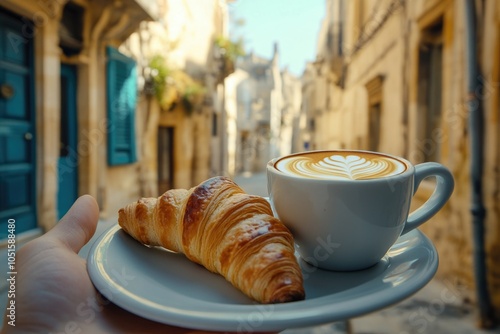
[118,176,305,304]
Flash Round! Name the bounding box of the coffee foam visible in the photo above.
[275,151,407,180]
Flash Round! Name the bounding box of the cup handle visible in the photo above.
[401,162,455,235]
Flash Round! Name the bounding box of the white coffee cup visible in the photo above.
[267,150,454,271]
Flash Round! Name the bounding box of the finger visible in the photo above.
[45,194,100,253]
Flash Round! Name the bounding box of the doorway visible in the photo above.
[158,126,174,194]
[417,18,444,162]
[0,9,37,237]
[57,64,78,219]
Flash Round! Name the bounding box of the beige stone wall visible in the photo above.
[309,0,500,315]
[87,3,152,219]
[224,69,247,176]
[280,70,302,156]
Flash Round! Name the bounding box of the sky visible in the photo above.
[228,0,325,77]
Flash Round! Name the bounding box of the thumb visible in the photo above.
[45,195,100,253]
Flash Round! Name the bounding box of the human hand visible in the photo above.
[1,195,274,334]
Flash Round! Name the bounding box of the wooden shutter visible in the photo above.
[106,46,137,165]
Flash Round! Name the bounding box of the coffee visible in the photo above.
[268,149,455,270]
[274,151,407,180]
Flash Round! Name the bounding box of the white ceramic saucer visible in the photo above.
[87,224,438,332]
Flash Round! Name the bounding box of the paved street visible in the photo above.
[233,172,269,197]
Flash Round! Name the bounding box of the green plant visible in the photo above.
[148,56,207,114]
[181,81,206,115]
[148,55,171,103]
[215,36,245,62]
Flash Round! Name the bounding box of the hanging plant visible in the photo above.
[214,36,245,81]
[148,55,177,109]
[181,81,206,115]
[147,55,207,115]
[215,36,245,62]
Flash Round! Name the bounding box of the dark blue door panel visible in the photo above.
[0,9,36,238]
[57,64,78,219]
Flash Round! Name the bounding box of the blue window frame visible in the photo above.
[106,46,137,165]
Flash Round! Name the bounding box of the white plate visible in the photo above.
[87,224,438,332]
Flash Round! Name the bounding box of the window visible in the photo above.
[157,127,174,194]
[416,19,443,162]
[368,103,382,151]
[365,75,384,151]
[59,2,84,56]
[212,113,218,137]
[106,46,137,165]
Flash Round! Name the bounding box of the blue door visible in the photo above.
[0,10,36,238]
[57,64,78,219]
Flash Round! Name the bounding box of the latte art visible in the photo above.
[275,152,407,180]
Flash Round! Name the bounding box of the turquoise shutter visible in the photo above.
[106,46,137,165]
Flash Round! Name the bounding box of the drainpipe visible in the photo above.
[464,0,495,328]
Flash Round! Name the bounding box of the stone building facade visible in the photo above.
[280,68,302,156]
[227,47,282,174]
[0,0,153,240]
[0,0,228,244]
[225,45,302,175]
[304,0,500,320]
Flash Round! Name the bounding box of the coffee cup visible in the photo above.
[267,149,454,271]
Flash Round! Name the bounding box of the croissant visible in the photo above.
[118,176,305,304]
